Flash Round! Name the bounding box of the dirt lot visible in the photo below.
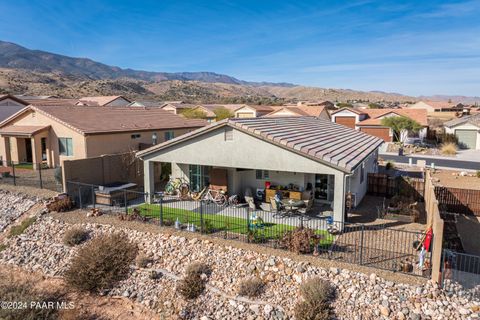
[432,169,480,190]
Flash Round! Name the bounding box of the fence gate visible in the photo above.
[441,249,480,297]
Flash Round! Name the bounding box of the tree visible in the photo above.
[336,102,353,108]
[380,116,422,143]
[180,108,207,119]
[213,107,234,120]
[368,103,382,109]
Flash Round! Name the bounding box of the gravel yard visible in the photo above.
[1,210,478,319]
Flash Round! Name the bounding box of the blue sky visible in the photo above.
[1,0,479,96]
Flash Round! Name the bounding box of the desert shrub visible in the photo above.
[299,277,334,304]
[476,171,480,178]
[185,262,212,278]
[0,271,64,320]
[441,142,457,155]
[63,227,89,246]
[294,301,330,320]
[136,254,152,268]
[281,227,319,254]
[385,160,395,170]
[8,217,36,238]
[54,166,63,184]
[176,273,206,299]
[237,277,265,297]
[47,196,74,212]
[294,278,334,320]
[64,233,137,293]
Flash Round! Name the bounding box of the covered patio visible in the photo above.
[0,125,52,168]
[137,117,383,225]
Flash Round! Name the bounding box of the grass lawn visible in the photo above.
[134,203,334,245]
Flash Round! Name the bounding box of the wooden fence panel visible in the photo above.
[367,173,425,201]
[434,187,480,216]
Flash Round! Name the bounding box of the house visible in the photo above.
[233,105,277,118]
[127,100,164,108]
[331,108,428,142]
[406,100,463,113]
[0,104,206,168]
[189,104,244,122]
[444,114,480,149]
[161,102,199,115]
[263,105,330,120]
[76,95,131,107]
[137,117,383,224]
[0,94,29,122]
[22,98,79,106]
[285,101,335,110]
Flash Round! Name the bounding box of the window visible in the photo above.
[131,134,141,139]
[164,131,175,141]
[189,165,210,192]
[58,138,73,156]
[256,170,269,180]
[360,163,365,184]
[224,127,233,141]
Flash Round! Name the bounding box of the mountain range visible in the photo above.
[0,40,476,104]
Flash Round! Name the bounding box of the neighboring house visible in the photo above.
[444,114,480,149]
[190,104,244,122]
[406,100,463,113]
[0,105,206,168]
[0,95,30,162]
[331,108,428,142]
[76,95,131,107]
[0,94,29,122]
[233,105,276,118]
[161,102,199,115]
[263,105,331,120]
[284,101,335,110]
[137,117,383,224]
[127,100,164,108]
[23,98,79,106]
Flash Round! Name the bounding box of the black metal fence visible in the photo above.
[0,161,62,192]
[66,181,432,278]
[441,249,480,297]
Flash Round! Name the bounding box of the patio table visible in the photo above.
[281,199,305,213]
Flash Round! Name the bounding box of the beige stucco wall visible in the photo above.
[85,128,193,157]
[0,109,86,167]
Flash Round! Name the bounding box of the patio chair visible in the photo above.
[270,197,287,217]
[297,198,314,215]
[245,196,256,210]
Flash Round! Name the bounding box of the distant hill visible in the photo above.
[2,39,474,104]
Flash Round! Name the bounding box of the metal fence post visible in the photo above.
[200,201,204,234]
[159,194,164,226]
[78,185,83,209]
[124,189,128,214]
[246,207,250,243]
[359,224,365,265]
[91,185,95,209]
[38,163,43,189]
[11,162,16,186]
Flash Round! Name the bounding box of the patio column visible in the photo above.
[144,160,155,203]
[1,137,11,165]
[31,136,41,170]
[332,172,346,224]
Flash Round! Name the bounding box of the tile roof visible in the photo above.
[78,96,131,106]
[0,125,50,136]
[20,105,207,135]
[23,98,79,106]
[138,116,383,172]
[415,100,461,109]
[0,95,29,122]
[264,106,327,117]
[444,113,480,128]
[358,109,428,126]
